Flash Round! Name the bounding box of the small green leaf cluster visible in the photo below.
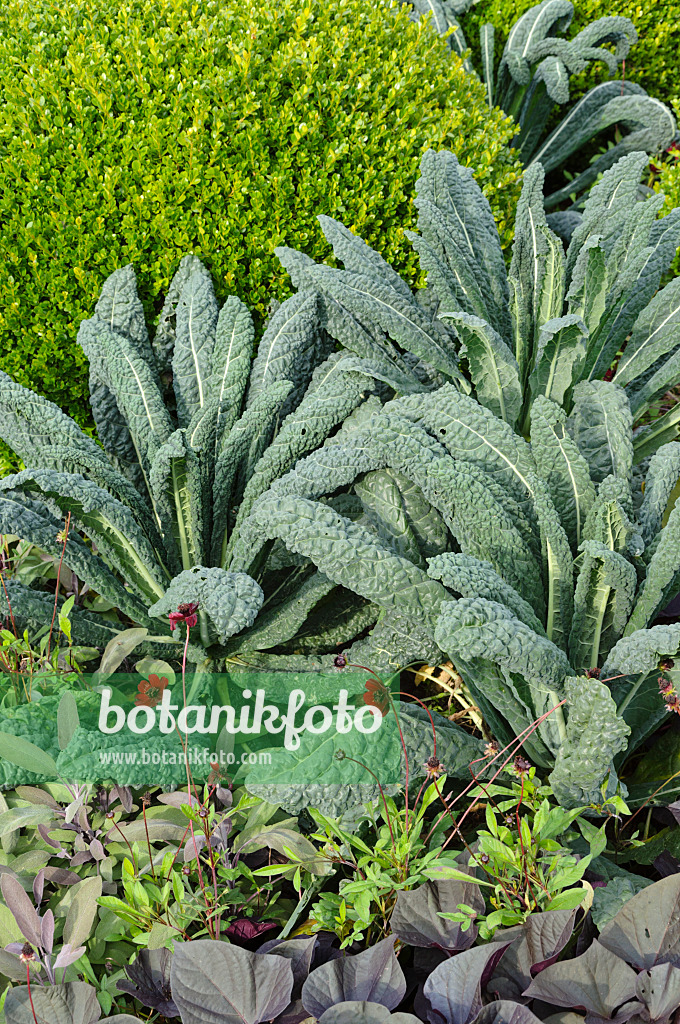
[0,0,521,452]
[308,780,448,948]
[442,765,607,937]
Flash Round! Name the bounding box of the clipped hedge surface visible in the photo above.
[463,0,678,102]
[0,0,521,432]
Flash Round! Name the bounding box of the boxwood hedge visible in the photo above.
[0,0,520,437]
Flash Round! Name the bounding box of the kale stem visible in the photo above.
[617,671,648,716]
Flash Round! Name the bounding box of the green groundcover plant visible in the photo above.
[0,0,520,441]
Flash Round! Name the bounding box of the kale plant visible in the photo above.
[401,0,677,210]
[279,148,680,458]
[0,261,448,671]
[233,372,680,806]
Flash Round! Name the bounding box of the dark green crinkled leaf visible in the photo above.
[149,567,264,645]
[549,675,630,807]
[568,381,633,483]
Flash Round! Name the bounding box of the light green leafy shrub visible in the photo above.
[0,0,521,438]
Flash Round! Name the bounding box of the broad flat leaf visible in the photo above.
[591,873,652,930]
[549,676,630,808]
[473,1003,544,1024]
[598,874,680,969]
[0,732,58,778]
[568,381,633,483]
[0,805,53,837]
[170,940,294,1024]
[319,1005,421,1024]
[1,873,42,946]
[302,938,406,1019]
[636,964,680,1021]
[523,940,637,1016]
[4,982,101,1024]
[531,396,596,550]
[528,315,587,408]
[423,941,511,1024]
[614,277,680,390]
[390,879,484,951]
[490,910,576,998]
[149,567,264,645]
[64,876,102,951]
[57,692,80,751]
[258,937,317,998]
[96,628,150,681]
[441,312,521,426]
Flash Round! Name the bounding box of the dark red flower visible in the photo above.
[334,653,347,668]
[513,754,532,776]
[362,677,391,715]
[423,755,445,779]
[134,674,169,708]
[659,677,675,696]
[168,602,199,631]
[585,667,602,679]
[665,693,680,715]
[659,658,675,672]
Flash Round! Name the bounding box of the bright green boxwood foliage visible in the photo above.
[463,0,678,101]
[0,0,520,436]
